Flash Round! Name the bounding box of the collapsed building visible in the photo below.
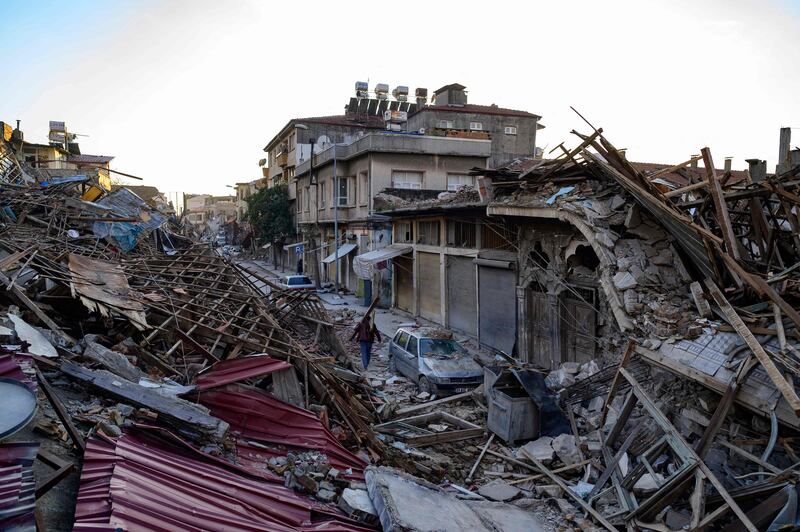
[3,111,800,531]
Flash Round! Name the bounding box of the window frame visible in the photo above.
[469,122,483,131]
[392,170,424,190]
[504,126,518,135]
[446,173,475,191]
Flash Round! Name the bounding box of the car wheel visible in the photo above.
[388,355,396,373]
[418,376,432,395]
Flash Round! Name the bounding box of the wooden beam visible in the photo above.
[647,155,704,181]
[701,147,741,260]
[466,433,494,482]
[705,279,800,416]
[717,440,781,474]
[35,366,85,453]
[600,340,635,426]
[519,447,617,531]
[618,367,757,532]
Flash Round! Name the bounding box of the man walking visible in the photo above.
[351,315,381,370]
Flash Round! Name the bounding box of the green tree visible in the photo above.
[246,184,293,246]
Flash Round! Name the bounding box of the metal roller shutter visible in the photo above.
[479,266,516,354]
[446,256,477,335]
[417,252,441,322]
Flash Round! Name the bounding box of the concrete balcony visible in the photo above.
[296,132,491,176]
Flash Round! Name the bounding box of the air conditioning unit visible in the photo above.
[355,81,369,98]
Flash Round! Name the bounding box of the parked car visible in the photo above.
[388,327,483,395]
[280,275,315,290]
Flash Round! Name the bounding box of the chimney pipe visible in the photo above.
[779,127,791,172]
[746,158,766,183]
[724,157,732,172]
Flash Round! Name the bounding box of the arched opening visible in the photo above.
[567,244,600,272]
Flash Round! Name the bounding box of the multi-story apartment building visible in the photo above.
[292,131,491,300]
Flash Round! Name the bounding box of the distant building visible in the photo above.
[407,84,544,167]
[184,194,237,233]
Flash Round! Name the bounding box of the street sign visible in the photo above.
[295,245,303,255]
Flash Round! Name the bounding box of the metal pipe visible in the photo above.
[333,143,339,295]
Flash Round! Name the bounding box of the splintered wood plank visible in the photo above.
[701,147,741,260]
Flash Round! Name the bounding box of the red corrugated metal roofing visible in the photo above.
[0,441,38,530]
[195,355,293,390]
[0,353,36,392]
[200,387,367,480]
[73,428,375,532]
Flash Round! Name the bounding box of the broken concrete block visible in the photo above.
[365,466,494,531]
[477,480,520,502]
[681,407,711,427]
[519,437,555,464]
[588,396,605,413]
[467,500,550,532]
[534,484,562,498]
[552,434,580,466]
[544,369,575,390]
[613,271,637,291]
[560,361,581,374]
[568,481,593,498]
[338,488,378,525]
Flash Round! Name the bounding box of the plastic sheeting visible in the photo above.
[352,244,411,280]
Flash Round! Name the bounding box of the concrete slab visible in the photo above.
[365,466,493,531]
[467,501,548,532]
[477,480,521,502]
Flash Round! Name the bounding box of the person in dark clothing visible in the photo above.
[350,315,381,369]
[296,258,303,274]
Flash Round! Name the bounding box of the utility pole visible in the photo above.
[308,137,322,289]
[333,142,340,296]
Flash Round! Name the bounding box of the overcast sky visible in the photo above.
[1,0,798,195]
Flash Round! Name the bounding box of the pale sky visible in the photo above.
[1,0,798,195]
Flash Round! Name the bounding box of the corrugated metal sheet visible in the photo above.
[195,355,293,391]
[200,388,367,480]
[0,354,36,392]
[0,441,38,531]
[73,428,374,532]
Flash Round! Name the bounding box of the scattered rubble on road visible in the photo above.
[3,123,800,531]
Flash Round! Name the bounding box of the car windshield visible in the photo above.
[288,276,311,285]
[419,338,466,358]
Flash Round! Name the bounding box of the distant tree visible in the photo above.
[245,184,293,246]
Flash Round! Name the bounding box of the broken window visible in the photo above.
[417,221,440,245]
[394,222,413,243]
[447,220,477,248]
[567,244,600,273]
[530,241,550,270]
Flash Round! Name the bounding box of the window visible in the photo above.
[319,181,326,208]
[359,172,369,205]
[407,337,419,356]
[417,221,440,245]
[396,331,410,350]
[447,174,475,191]
[297,188,303,213]
[337,177,348,206]
[504,126,517,135]
[469,122,482,131]
[483,222,514,250]
[392,170,423,189]
[394,221,413,243]
[304,186,310,212]
[447,220,477,248]
[438,120,454,129]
